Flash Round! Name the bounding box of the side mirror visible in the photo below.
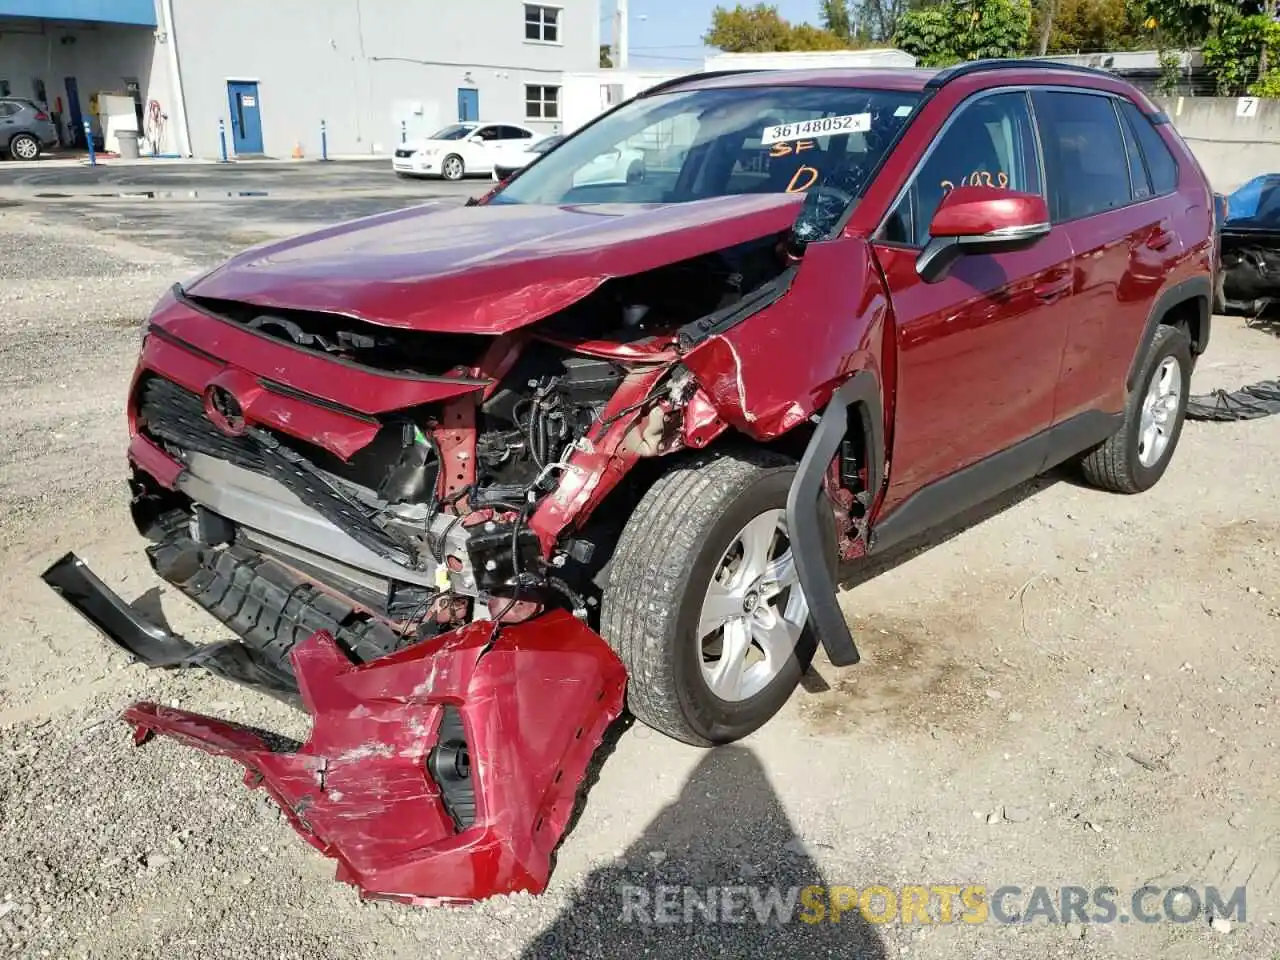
[469,136,485,144]
[916,186,1051,283]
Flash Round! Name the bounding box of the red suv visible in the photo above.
[44,60,1213,902]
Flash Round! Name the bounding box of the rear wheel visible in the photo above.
[1080,324,1191,493]
[8,134,39,161]
[441,154,464,181]
[601,449,834,746]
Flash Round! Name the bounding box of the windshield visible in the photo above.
[429,124,477,141]
[490,85,920,236]
[533,135,564,154]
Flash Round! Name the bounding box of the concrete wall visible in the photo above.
[170,0,598,159]
[1157,96,1280,194]
[0,16,172,151]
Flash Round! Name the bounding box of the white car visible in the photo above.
[393,122,542,181]
[491,138,648,186]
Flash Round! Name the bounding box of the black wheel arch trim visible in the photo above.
[1127,275,1212,391]
[784,371,885,668]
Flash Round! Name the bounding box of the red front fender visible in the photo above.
[124,610,627,905]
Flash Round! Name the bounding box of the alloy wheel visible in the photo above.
[697,509,808,702]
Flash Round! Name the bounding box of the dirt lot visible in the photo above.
[1,165,1278,959]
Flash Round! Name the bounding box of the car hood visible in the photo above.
[182,193,806,334]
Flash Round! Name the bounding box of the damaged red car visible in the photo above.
[45,60,1215,903]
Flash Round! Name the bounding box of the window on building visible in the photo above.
[1033,91,1133,222]
[882,92,1042,246]
[1117,98,1179,196]
[526,85,560,120]
[525,4,560,42]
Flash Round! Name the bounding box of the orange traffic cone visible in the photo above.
[292,141,305,159]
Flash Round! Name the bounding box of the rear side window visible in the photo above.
[1117,99,1178,195]
[882,91,1042,246]
[1116,104,1152,201]
[1033,91,1132,222]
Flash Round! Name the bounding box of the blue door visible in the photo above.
[457,88,479,122]
[226,81,264,155]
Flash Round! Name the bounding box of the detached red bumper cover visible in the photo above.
[123,610,627,905]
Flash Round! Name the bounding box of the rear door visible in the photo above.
[873,90,1075,514]
[1033,90,1180,421]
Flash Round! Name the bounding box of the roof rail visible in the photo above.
[637,69,765,97]
[925,58,1114,90]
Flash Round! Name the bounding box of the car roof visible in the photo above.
[649,60,1135,98]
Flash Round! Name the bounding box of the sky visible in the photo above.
[604,0,826,68]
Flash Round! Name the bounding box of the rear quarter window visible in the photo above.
[1118,99,1179,196]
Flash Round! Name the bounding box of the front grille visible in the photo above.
[136,376,412,565]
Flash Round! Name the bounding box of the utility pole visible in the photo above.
[614,0,629,70]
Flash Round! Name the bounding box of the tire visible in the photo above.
[441,154,464,181]
[8,133,40,161]
[601,448,835,746]
[1080,324,1192,494]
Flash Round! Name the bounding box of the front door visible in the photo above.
[873,90,1074,515]
[226,81,264,155]
[457,88,479,122]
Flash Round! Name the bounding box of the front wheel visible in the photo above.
[8,134,40,161]
[441,154,464,181]
[601,449,833,746]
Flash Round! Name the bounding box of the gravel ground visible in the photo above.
[1,172,1279,959]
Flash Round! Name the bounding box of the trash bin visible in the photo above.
[115,130,140,159]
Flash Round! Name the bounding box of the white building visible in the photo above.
[0,0,599,159]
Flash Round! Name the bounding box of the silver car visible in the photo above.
[0,99,59,161]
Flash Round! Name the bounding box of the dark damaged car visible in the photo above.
[1215,173,1280,313]
[45,60,1215,905]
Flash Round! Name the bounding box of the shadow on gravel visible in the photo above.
[522,745,887,959]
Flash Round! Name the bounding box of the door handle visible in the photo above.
[1034,278,1072,302]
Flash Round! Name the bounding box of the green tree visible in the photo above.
[893,0,1033,66]
[1045,0,1146,52]
[704,3,851,50]
[821,0,855,39]
[1202,11,1280,95]
[600,44,613,68]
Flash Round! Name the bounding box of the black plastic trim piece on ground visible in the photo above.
[40,551,302,705]
[42,552,196,666]
[785,372,885,668]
